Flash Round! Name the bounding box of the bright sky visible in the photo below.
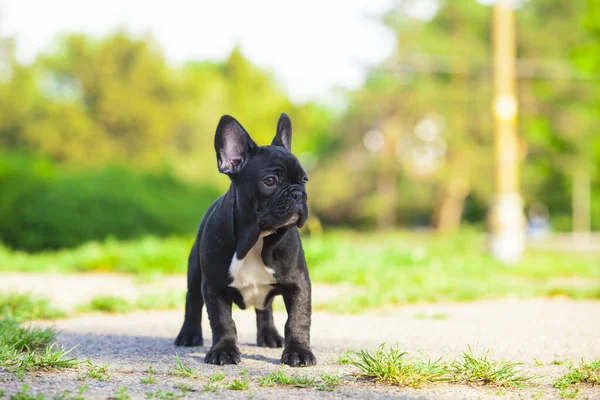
[1,0,440,103]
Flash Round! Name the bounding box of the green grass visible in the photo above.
[53,385,88,400]
[209,371,226,382]
[317,373,343,391]
[76,291,185,314]
[415,313,449,320]
[85,361,110,381]
[0,292,66,321]
[350,345,449,387]
[0,318,56,352]
[307,231,600,312]
[450,347,533,387]
[1,230,599,311]
[9,385,44,400]
[350,344,533,388]
[0,318,79,374]
[256,370,341,391]
[77,296,133,314]
[202,382,220,392]
[554,359,600,396]
[258,370,315,387]
[145,389,185,399]
[0,236,193,275]
[336,350,353,365]
[140,376,157,384]
[169,354,195,377]
[228,371,250,390]
[113,386,131,400]
[175,383,193,393]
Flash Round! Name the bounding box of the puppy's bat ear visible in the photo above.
[272,112,292,152]
[214,115,257,176]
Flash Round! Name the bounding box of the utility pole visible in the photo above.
[488,0,526,263]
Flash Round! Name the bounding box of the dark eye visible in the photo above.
[301,176,309,184]
[263,177,277,187]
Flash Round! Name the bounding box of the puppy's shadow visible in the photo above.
[58,332,282,366]
[241,353,281,365]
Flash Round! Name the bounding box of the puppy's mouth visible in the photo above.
[259,213,302,235]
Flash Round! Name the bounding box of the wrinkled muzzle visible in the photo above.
[260,189,308,231]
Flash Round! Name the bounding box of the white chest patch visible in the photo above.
[228,236,276,310]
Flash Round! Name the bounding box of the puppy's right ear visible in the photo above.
[214,115,257,176]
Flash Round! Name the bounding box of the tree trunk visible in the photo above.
[433,178,470,233]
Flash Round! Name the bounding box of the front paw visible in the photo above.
[257,328,285,348]
[281,345,316,367]
[205,343,241,365]
[174,330,203,347]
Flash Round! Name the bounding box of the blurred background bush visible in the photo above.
[0,0,599,251]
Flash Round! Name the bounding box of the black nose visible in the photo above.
[291,189,303,201]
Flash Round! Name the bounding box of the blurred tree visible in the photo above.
[311,0,494,231]
[28,32,183,166]
[518,0,600,232]
[0,32,333,189]
[310,0,600,232]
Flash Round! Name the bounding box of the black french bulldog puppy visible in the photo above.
[174,113,316,367]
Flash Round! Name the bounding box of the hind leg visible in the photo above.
[256,302,284,348]
[174,239,204,347]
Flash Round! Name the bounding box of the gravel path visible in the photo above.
[1,275,599,399]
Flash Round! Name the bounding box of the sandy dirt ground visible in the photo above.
[1,274,599,399]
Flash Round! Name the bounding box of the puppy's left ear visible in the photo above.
[272,112,292,152]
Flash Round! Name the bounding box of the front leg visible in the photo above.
[203,284,241,365]
[256,303,284,348]
[281,279,316,367]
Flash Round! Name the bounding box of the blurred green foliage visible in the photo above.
[306,230,600,312]
[0,153,218,250]
[0,231,597,310]
[1,0,600,249]
[308,0,600,231]
[0,32,334,189]
[0,292,67,320]
[76,291,185,314]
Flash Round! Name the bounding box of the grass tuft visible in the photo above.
[227,369,249,390]
[317,373,343,391]
[0,318,56,352]
[9,384,44,400]
[258,370,314,387]
[554,359,600,394]
[228,375,249,390]
[351,344,534,388]
[146,365,157,374]
[76,291,185,315]
[53,384,88,400]
[169,354,195,377]
[140,376,157,384]
[202,383,220,392]
[86,361,110,381]
[113,386,131,400]
[350,344,449,387]
[0,292,67,321]
[0,318,79,374]
[336,350,353,365]
[145,389,185,399]
[208,371,225,382]
[175,383,194,393]
[76,296,133,314]
[451,347,533,387]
